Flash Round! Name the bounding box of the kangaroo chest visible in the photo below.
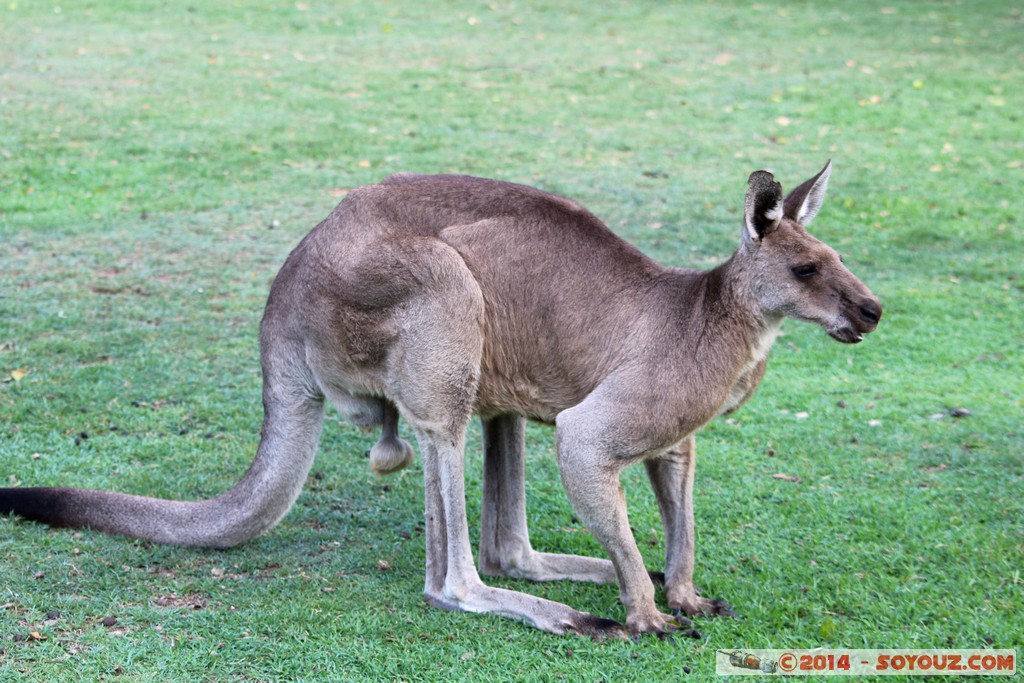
[719,320,782,416]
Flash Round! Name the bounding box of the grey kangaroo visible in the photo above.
[1,161,881,638]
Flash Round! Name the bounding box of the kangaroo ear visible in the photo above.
[743,170,784,241]
[783,159,831,225]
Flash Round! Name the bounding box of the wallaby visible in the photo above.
[1,161,881,638]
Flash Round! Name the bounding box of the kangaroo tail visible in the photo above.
[0,330,325,549]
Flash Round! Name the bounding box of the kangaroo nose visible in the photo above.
[858,299,882,326]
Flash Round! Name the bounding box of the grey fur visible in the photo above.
[0,163,881,638]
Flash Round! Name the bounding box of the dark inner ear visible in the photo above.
[747,171,783,238]
[783,163,828,220]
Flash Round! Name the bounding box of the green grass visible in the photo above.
[1,0,1022,680]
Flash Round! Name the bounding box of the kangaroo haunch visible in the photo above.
[1,162,882,638]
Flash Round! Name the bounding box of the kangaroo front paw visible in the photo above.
[625,609,688,639]
[667,584,736,618]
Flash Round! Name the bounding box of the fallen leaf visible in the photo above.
[819,616,837,639]
[376,559,391,571]
[10,368,26,382]
[29,631,47,641]
[153,593,207,609]
[772,473,802,483]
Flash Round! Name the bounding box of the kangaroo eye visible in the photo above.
[791,264,817,280]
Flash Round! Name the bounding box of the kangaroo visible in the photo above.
[1,161,881,638]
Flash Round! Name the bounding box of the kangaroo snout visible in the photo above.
[858,298,882,328]
[829,290,882,344]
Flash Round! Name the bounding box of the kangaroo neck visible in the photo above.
[696,251,775,329]
[647,251,783,370]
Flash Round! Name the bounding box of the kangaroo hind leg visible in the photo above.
[391,243,624,638]
[478,414,619,584]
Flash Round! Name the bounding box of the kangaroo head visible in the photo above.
[739,161,882,343]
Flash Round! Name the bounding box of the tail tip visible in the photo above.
[0,487,74,527]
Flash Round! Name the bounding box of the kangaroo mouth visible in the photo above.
[827,326,864,344]
[827,297,882,343]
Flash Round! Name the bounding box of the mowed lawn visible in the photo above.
[1,1,1021,680]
